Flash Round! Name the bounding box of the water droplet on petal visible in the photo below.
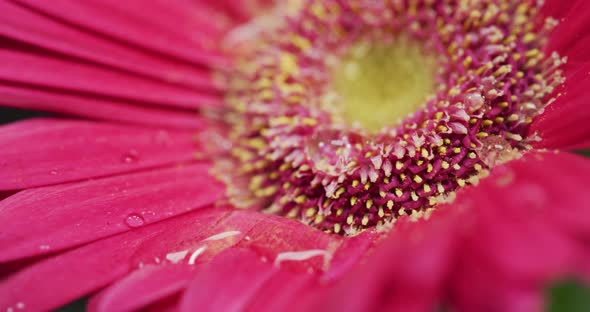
[49,170,58,175]
[121,150,140,164]
[305,127,362,176]
[464,92,485,111]
[477,135,518,167]
[154,130,171,144]
[124,213,145,228]
[39,245,51,251]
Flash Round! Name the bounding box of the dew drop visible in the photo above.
[49,170,58,175]
[39,245,51,251]
[477,135,518,167]
[464,92,485,111]
[154,130,171,144]
[305,128,362,176]
[124,213,145,228]
[121,149,140,164]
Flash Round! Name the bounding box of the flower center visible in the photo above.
[331,39,436,132]
[214,0,566,235]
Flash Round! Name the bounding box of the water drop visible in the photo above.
[121,149,140,164]
[477,135,518,167]
[154,130,171,144]
[49,170,58,175]
[39,245,51,251]
[124,213,145,228]
[464,92,485,111]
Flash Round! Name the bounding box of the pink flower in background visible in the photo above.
[0,1,589,311]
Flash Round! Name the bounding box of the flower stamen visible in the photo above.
[214,0,566,235]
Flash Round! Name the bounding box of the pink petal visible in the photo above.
[180,249,278,312]
[448,151,590,309]
[0,50,222,110]
[88,264,196,312]
[534,0,590,150]
[145,296,181,312]
[207,0,275,23]
[453,172,579,284]
[128,210,266,267]
[545,0,590,57]
[323,229,381,282]
[0,84,208,129]
[298,214,457,312]
[131,211,342,271]
[94,0,232,40]
[15,0,231,68]
[0,1,223,90]
[529,61,590,150]
[0,207,229,312]
[540,0,578,20]
[245,270,317,312]
[561,35,590,68]
[492,152,590,243]
[233,215,343,273]
[0,118,202,190]
[0,163,224,262]
[451,266,544,312]
[88,210,339,312]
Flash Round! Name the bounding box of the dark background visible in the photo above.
[0,107,45,125]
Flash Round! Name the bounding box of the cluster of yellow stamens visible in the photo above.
[213,0,565,235]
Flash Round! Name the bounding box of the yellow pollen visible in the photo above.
[295,195,307,204]
[347,214,354,225]
[314,214,324,224]
[427,163,434,173]
[331,39,436,132]
[335,187,345,198]
[395,161,404,170]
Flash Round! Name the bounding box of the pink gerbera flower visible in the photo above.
[1,0,590,311]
